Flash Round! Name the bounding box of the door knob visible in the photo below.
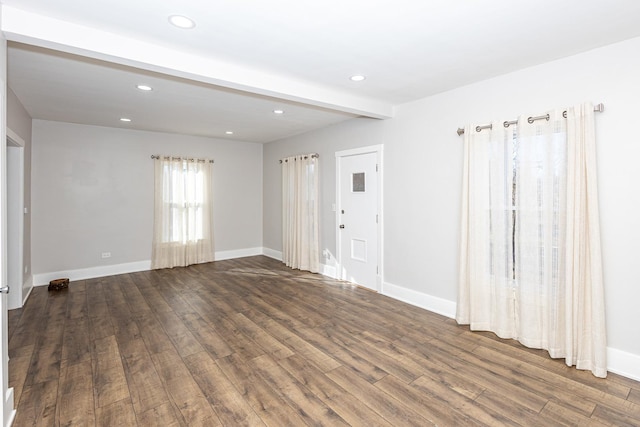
[0,286,9,294]
[339,224,345,229]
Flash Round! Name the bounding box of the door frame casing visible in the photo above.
[335,144,384,292]
[6,128,24,310]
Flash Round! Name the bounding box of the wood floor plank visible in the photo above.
[119,337,174,416]
[360,330,484,400]
[92,335,130,409]
[216,316,269,359]
[8,287,49,351]
[400,334,550,412]
[243,309,341,373]
[130,273,175,315]
[232,313,295,360]
[85,280,108,305]
[23,294,68,386]
[539,401,609,427]
[473,389,549,427]
[13,379,58,427]
[320,325,422,384]
[375,373,490,427]
[65,280,88,319]
[137,402,182,427]
[179,311,234,359]
[119,274,154,319]
[153,309,204,358]
[277,354,394,427]
[216,353,309,426]
[7,304,23,342]
[135,314,176,355]
[57,359,95,426]
[470,329,631,398]
[61,315,92,365]
[472,344,598,416]
[406,374,515,426]
[8,256,640,426]
[471,342,640,420]
[152,349,222,426]
[8,344,34,408]
[95,398,138,427]
[185,351,265,426]
[591,403,640,426]
[250,354,350,426]
[295,326,388,383]
[326,366,433,426]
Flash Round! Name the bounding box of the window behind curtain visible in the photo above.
[457,103,606,377]
[151,156,214,269]
[162,162,205,243]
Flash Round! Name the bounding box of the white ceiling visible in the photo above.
[4,0,640,143]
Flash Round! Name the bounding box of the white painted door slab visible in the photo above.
[337,151,379,291]
[1,86,16,425]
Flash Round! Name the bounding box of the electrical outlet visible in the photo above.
[101,252,111,259]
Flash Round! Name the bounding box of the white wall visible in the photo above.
[32,120,263,281]
[263,36,640,379]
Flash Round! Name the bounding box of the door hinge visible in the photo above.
[376,214,378,223]
[376,266,379,274]
[376,164,378,172]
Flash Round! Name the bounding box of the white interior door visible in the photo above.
[1,87,16,425]
[336,146,382,291]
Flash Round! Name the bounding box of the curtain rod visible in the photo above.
[151,155,214,163]
[456,103,604,136]
[279,153,319,163]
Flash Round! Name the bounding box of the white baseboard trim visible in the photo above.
[383,280,457,319]
[33,260,152,286]
[32,247,275,286]
[607,347,640,381]
[321,264,337,279]
[4,387,15,427]
[215,247,263,261]
[260,247,335,278]
[261,247,282,261]
[22,275,33,305]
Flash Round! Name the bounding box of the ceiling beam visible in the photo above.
[1,6,394,119]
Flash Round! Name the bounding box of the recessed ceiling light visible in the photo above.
[273,109,285,115]
[168,15,196,29]
[350,75,366,82]
[225,131,234,135]
[120,118,132,122]
[136,84,153,91]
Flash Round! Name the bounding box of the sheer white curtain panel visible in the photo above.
[457,102,607,377]
[151,156,214,269]
[282,154,319,273]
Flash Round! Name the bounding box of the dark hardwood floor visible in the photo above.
[7,255,640,426]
